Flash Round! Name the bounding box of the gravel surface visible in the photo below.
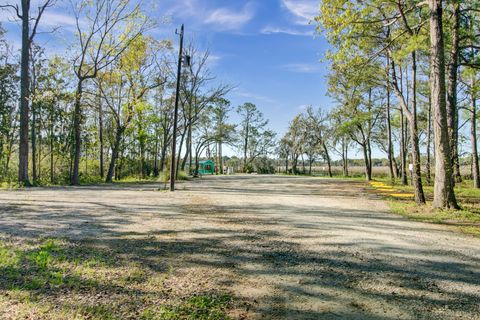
[0,175,479,319]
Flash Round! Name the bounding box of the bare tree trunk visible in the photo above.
[362,143,372,181]
[50,111,54,183]
[218,141,223,174]
[99,101,104,178]
[426,98,432,184]
[323,142,332,177]
[38,118,41,180]
[153,134,159,177]
[18,0,30,185]
[471,87,479,188]
[71,80,84,185]
[429,0,459,209]
[301,154,305,174]
[409,51,426,204]
[106,125,124,183]
[31,101,37,183]
[293,154,298,174]
[342,138,349,177]
[400,109,408,185]
[140,140,146,179]
[176,126,186,178]
[243,123,249,171]
[160,137,168,173]
[446,1,461,183]
[367,138,372,179]
[386,58,395,180]
[181,122,190,172]
[285,156,289,174]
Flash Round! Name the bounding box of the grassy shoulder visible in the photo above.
[369,178,480,238]
[0,236,234,319]
[0,170,191,190]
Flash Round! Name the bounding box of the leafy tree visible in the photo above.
[236,103,275,172]
[0,0,54,185]
[70,0,151,185]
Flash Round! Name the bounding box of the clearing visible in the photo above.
[0,175,479,319]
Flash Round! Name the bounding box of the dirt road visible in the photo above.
[0,175,479,319]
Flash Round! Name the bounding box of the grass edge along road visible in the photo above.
[368,179,480,238]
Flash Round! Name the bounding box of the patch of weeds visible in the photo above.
[121,267,146,284]
[0,238,70,291]
[0,244,19,268]
[141,294,232,320]
[30,250,52,271]
[80,304,115,320]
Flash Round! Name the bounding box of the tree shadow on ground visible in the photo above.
[0,176,479,319]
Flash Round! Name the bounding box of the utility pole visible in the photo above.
[170,24,184,192]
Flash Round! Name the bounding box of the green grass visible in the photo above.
[141,295,232,320]
[0,237,235,319]
[381,178,480,238]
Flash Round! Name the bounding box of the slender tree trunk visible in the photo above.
[218,141,223,174]
[323,142,332,177]
[181,121,190,171]
[99,101,104,178]
[400,109,408,185]
[426,98,432,184]
[18,0,30,185]
[301,154,305,174]
[31,101,37,183]
[140,142,145,179]
[38,118,41,180]
[342,138,349,176]
[362,143,372,181]
[345,145,349,177]
[176,126,186,178]
[471,88,479,188]
[188,118,193,171]
[409,52,426,204]
[71,79,84,185]
[385,55,396,180]
[446,1,461,183]
[50,110,54,183]
[243,123,249,171]
[367,138,372,179]
[160,134,168,173]
[153,134,159,177]
[429,0,459,209]
[293,155,298,174]
[84,141,88,176]
[106,125,124,183]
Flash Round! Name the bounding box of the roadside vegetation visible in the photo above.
[0,236,234,319]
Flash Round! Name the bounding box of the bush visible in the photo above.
[243,164,254,173]
[160,170,189,182]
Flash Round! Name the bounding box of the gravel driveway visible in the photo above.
[0,175,479,319]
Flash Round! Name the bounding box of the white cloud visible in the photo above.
[206,53,222,67]
[234,89,276,104]
[282,63,320,73]
[204,3,255,30]
[0,8,80,33]
[261,26,313,37]
[162,0,255,32]
[40,11,77,28]
[281,0,319,25]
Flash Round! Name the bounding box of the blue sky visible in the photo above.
[0,0,334,153]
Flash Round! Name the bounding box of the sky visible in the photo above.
[0,0,335,155]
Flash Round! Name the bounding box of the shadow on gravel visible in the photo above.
[0,176,479,319]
